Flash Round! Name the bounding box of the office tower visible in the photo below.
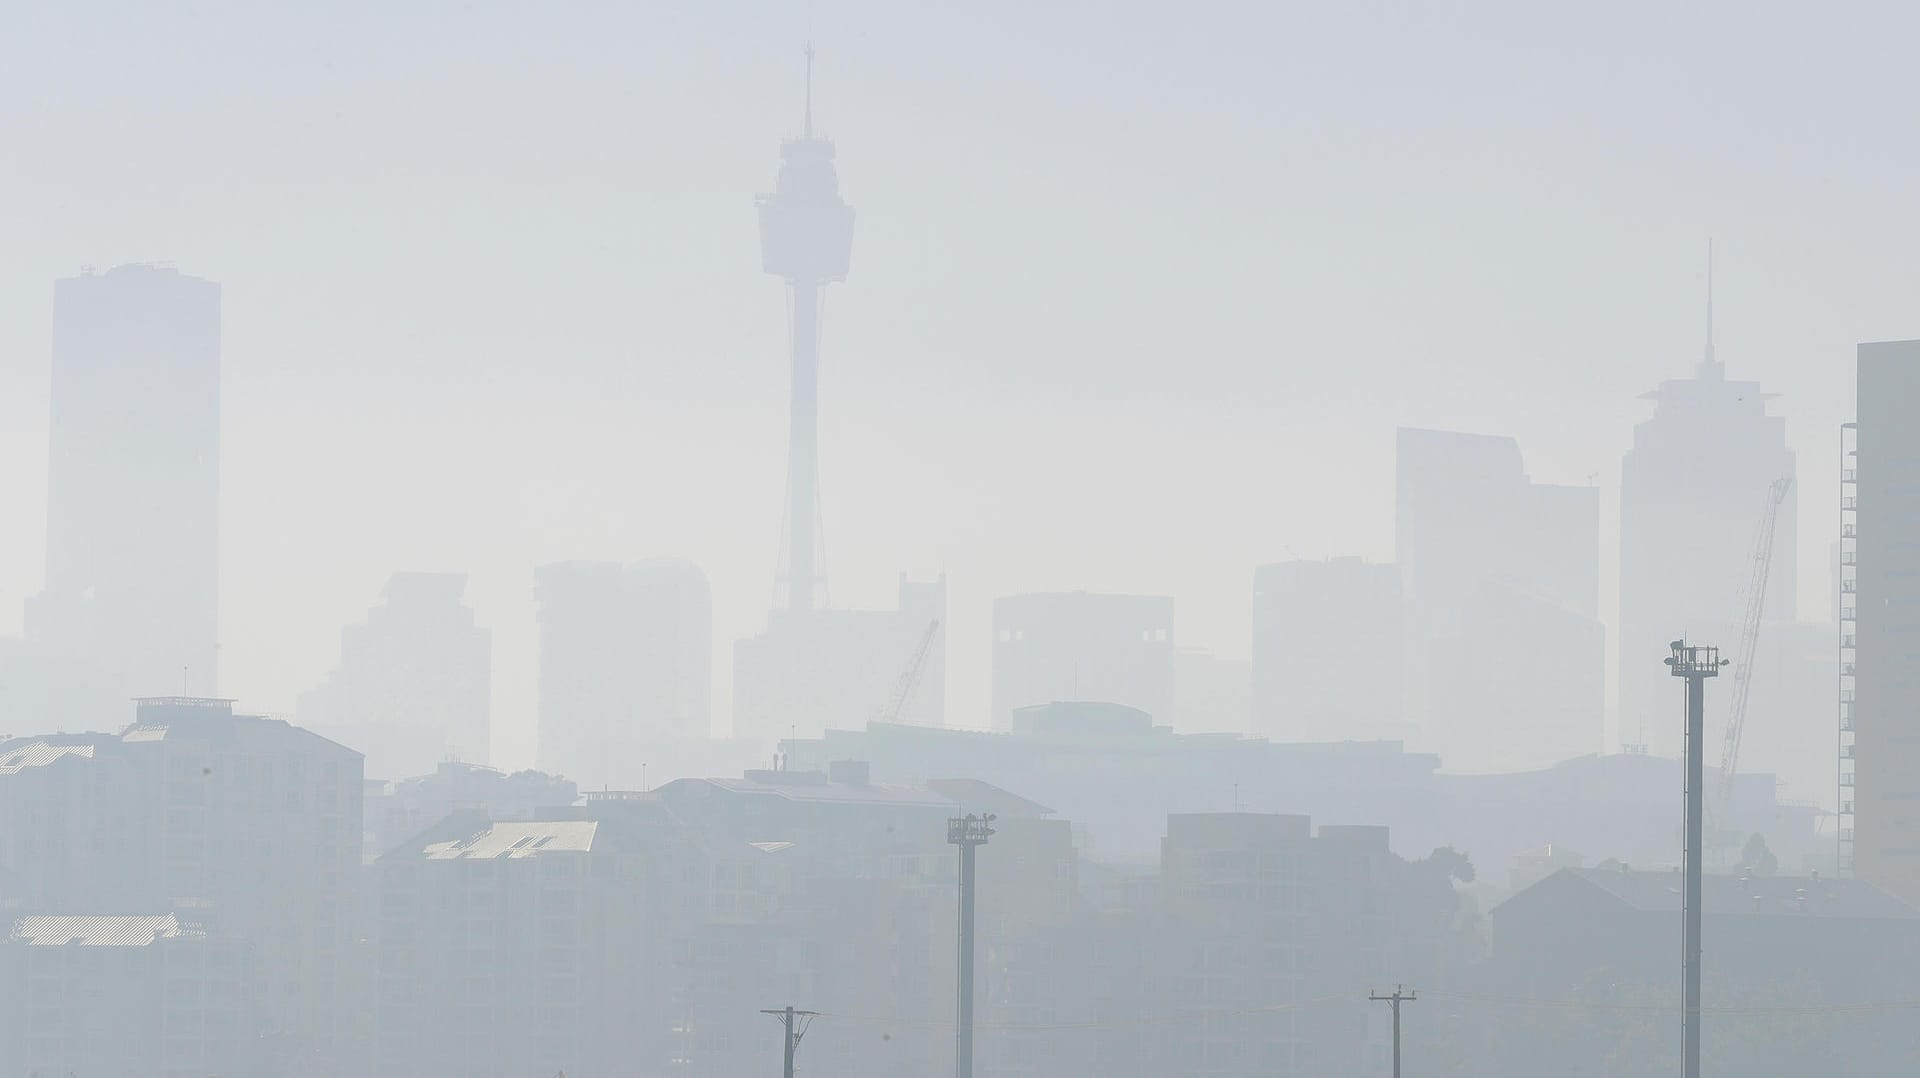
[992,591,1174,730]
[26,264,221,704]
[1618,302,1797,758]
[1251,557,1405,742]
[297,572,492,779]
[733,574,946,745]
[536,559,713,787]
[1852,341,1920,900]
[0,698,362,1068]
[1396,427,1603,770]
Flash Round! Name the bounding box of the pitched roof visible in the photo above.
[0,737,100,774]
[9,914,192,947]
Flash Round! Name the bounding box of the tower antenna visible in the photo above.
[803,41,815,139]
[1703,238,1718,374]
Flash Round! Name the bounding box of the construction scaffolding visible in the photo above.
[1839,421,1858,876]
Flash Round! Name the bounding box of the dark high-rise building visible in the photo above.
[992,591,1174,731]
[536,559,713,787]
[1251,558,1405,742]
[1396,427,1602,770]
[1618,314,1796,758]
[298,572,492,779]
[1853,341,1920,902]
[26,264,222,704]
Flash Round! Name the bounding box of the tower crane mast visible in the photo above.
[1717,476,1794,806]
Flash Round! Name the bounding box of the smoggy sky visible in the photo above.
[2,1,1915,764]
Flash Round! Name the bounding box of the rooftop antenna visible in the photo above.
[803,41,815,139]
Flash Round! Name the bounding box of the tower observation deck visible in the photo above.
[757,46,855,614]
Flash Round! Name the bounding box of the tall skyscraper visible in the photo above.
[1852,341,1920,901]
[1251,557,1405,743]
[536,559,713,787]
[297,572,492,779]
[731,53,944,746]
[1397,427,1603,771]
[26,264,221,703]
[1618,288,1796,758]
[992,591,1174,730]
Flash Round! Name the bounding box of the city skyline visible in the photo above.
[0,5,1899,771]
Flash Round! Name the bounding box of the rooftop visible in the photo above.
[1540,867,1918,920]
[421,820,598,860]
[9,914,193,947]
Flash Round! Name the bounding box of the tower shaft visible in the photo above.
[787,279,821,613]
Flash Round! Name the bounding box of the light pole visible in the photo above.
[1666,640,1725,1078]
[948,813,995,1078]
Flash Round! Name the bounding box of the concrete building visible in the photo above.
[733,574,945,746]
[1396,428,1602,769]
[1853,341,1920,902]
[1251,557,1405,742]
[1618,330,1797,760]
[992,591,1174,730]
[298,572,492,778]
[23,264,222,710]
[0,697,363,1068]
[536,558,713,787]
[0,913,259,1078]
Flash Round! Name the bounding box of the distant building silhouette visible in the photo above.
[733,574,945,745]
[992,591,1174,730]
[1251,557,1405,742]
[1174,645,1251,733]
[1853,341,1920,902]
[536,558,713,787]
[297,571,492,779]
[1618,314,1797,758]
[1396,427,1603,770]
[24,264,222,712]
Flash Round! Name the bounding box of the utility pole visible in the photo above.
[759,1005,818,1078]
[1667,640,1725,1078]
[948,813,995,1078]
[1368,985,1416,1078]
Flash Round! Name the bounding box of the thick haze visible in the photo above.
[2,1,1910,764]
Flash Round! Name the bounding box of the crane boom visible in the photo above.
[1717,476,1793,806]
[878,618,941,726]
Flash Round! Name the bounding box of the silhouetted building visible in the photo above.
[1252,557,1405,742]
[536,558,712,787]
[1175,645,1252,734]
[1396,427,1602,769]
[298,572,492,779]
[992,591,1174,730]
[733,574,945,747]
[24,264,222,709]
[1618,333,1797,758]
[362,760,577,859]
[1854,341,1920,902]
[0,913,260,1078]
[0,698,362,1068]
[1482,867,1920,1075]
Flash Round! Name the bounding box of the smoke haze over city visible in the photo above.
[3,3,1920,1075]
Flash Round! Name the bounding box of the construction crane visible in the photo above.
[877,618,941,726]
[1717,476,1794,807]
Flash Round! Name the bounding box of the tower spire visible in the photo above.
[1702,238,1719,377]
[803,41,815,139]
